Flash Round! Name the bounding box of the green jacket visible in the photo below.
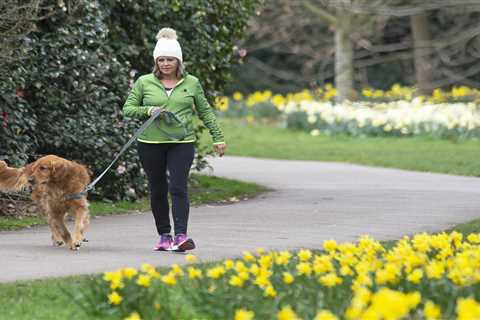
[122,73,224,144]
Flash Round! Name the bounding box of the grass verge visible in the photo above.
[204,118,480,177]
[0,174,266,232]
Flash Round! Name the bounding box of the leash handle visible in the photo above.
[154,110,188,141]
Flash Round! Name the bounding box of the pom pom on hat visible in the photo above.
[153,27,183,62]
[156,28,178,40]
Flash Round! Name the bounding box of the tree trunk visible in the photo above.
[335,9,355,103]
[410,13,433,95]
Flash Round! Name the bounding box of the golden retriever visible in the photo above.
[0,155,91,250]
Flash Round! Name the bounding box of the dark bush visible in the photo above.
[0,0,260,201]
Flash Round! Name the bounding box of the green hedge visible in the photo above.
[0,0,260,200]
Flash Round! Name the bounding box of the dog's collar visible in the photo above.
[64,191,88,200]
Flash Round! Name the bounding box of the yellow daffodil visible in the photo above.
[283,272,294,284]
[277,306,301,320]
[407,268,423,284]
[108,291,122,305]
[313,255,334,274]
[323,240,338,252]
[185,254,197,263]
[124,312,141,320]
[124,312,142,320]
[275,251,292,266]
[229,275,245,287]
[206,266,225,279]
[296,262,312,276]
[103,270,123,283]
[235,261,249,273]
[363,288,421,320]
[187,267,202,279]
[467,233,480,243]
[340,265,354,276]
[264,285,277,298]
[235,308,254,320]
[238,271,250,281]
[457,297,480,320]
[140,263,154,273]
[426,261,445,279]
[121,267,138,279]
[259,255,273,269]
[171,264,184,276]
[249,263,260,276]
[297,249,312,261]
[232,92,243,101]
[424,300,441,320]
[224,259,235,269]
[256,247,266,255]
[215,96,229,112]
[161,272,177,286]
[254,274,271,288]
[136,274,151,288]
[319,273,343,287]
[314,310,338,320]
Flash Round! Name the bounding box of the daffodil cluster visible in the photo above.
[217,85,480,139]
[287,99,480,139]
[217,85,480,112]
[79,233,480,320]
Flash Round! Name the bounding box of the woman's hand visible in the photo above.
[214,143,227,157]
[149,107,165,116]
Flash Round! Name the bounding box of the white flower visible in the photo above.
[307,115,317,124]
[116,165,126,174]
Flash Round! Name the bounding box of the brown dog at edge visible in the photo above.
[0,155,91,250]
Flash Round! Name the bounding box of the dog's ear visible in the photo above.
[0,160,6,170]
[51,161,71,182]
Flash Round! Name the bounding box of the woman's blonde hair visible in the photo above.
[153,58,185,80]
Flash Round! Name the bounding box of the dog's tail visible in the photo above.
[0,161,29,192]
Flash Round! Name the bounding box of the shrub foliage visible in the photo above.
[0,0,260,200]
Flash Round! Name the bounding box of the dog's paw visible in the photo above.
[51,235,64,246]
[70,241,82,250]
[53,240,64,247]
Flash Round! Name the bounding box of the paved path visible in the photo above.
[1,156,480,282]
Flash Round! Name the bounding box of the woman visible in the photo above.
[122,27,226,251]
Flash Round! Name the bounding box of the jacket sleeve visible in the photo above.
[193,80,225,144]
[122,78,152,118]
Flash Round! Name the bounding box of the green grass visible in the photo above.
[447,218,480,235]
[0,174,265,232]
[0,276,93,320]
[204,118,480,177]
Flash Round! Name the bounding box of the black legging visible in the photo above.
[138,142,195,236]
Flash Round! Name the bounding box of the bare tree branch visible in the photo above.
[249,57,301,81]
[327,0,480,17]
[302,0,337,25]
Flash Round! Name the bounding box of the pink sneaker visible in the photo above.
[172,234,195,252]
[153,234,173,251]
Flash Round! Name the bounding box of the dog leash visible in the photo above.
[154,109,188,141]
[65,108,186,200]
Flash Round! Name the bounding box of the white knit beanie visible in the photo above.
[153,28,183,62]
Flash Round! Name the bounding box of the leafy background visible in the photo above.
[0,0,260,200]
